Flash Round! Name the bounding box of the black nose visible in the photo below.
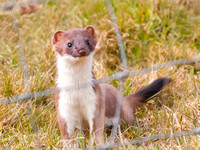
[78,50,86,56]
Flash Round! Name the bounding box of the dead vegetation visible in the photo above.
[0,0,200,149]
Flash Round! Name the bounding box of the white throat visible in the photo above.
[56,52,94,88]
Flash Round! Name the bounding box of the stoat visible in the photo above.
[52,26,172,145]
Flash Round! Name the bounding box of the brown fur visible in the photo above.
[93,84,105,144]
[54,79,69,139]
[53,27,97,57]
[52,26,172,145]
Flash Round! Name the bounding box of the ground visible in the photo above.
[0,0,200,149]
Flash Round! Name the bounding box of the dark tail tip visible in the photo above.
[133,77,172,102]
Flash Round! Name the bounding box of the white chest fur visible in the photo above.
[56,53,97,137]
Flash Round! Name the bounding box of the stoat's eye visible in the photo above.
[67,43,73,48]
[86,40,90,45]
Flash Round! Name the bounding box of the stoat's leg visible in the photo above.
[93,108,105,145]
[93,85,105,146]
[57,111,70,149]
[57,111,76,149]
[57,112,69,139]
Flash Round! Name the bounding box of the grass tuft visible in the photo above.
[0,0,200,149]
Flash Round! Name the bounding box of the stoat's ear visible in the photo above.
[52,30,65,44]
[85,26,96,37]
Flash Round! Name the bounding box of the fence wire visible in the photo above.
[0,0,200,149]
[105,0,128,70]
[105,0,128,144]
[1,56,200,105]
[10,10,42,149]
[97,126,200,150]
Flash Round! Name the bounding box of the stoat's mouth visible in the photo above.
[71,51,90,58]
[59,51,94,63]
[60,54,89,63]
[73,54,89,58]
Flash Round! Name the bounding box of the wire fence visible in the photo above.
[9,6,42,149]
[97,126,200,149]
[0,0,200,149]
[1,56,200,105]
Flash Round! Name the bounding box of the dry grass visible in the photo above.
[0,0,200,149]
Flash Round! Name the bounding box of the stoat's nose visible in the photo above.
[78,50,86,56]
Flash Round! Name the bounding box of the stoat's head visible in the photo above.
[52,26,97,60]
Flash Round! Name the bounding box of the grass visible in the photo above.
[0,0,200,149]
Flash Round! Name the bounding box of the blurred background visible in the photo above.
[0,0,200,149]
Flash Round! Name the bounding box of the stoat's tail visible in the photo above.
[121,78,172,123]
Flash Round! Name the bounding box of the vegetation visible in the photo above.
[0,0,200,149]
